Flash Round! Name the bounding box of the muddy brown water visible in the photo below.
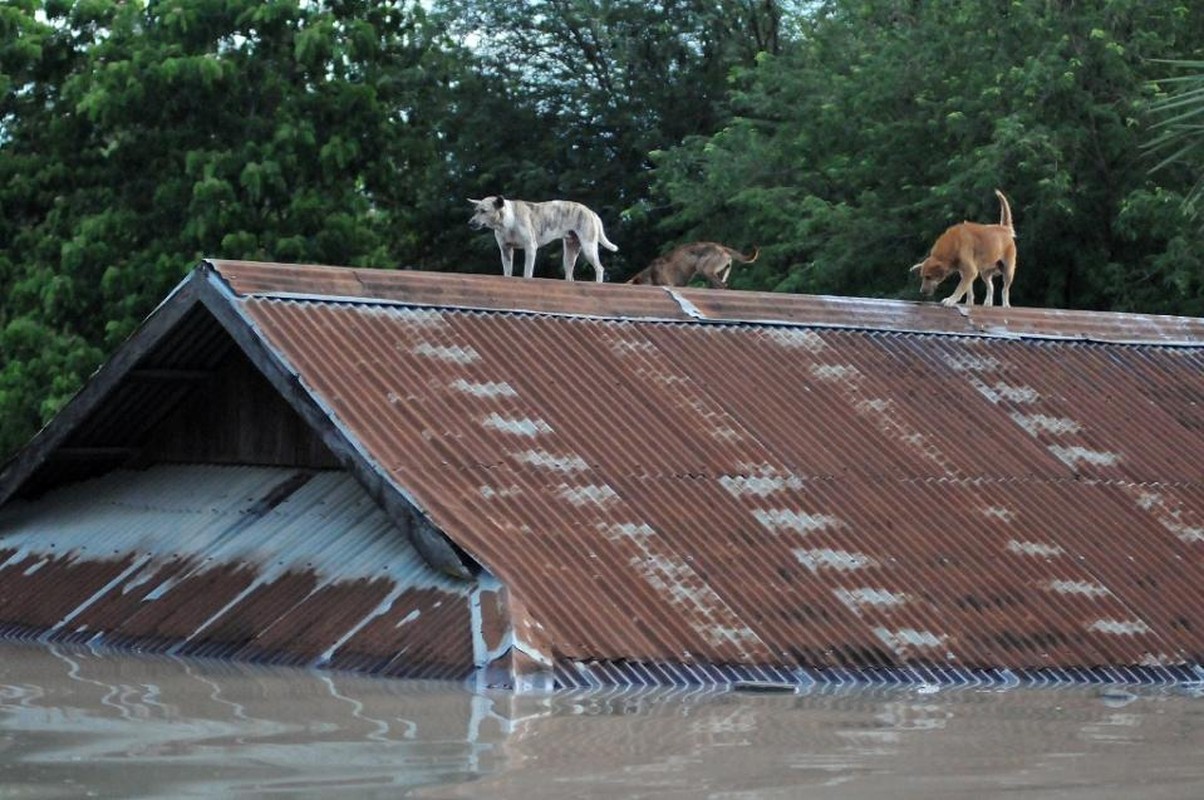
[1,643,1202,799]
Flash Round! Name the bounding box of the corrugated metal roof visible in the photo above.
[0,465,477,679]
[215,261,1204,683]
[2,258,1202,688]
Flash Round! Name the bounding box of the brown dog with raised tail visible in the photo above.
[911,190,1016,307]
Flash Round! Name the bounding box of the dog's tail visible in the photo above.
[599,230,619,252]
[726,245,760,263]
[995,189,1014,233]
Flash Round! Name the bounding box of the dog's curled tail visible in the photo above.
[995,189,1014,233]
[599,231,619,252]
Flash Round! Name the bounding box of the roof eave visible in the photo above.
[0,271,204,506]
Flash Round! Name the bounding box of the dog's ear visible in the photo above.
[493,196,505,209]
[910,262,924,273]
[467,197,482,205]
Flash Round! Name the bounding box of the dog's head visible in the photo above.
[910,257,954,297]
[467,196,507,231]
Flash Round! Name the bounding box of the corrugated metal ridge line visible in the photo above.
[203,259,1204,346]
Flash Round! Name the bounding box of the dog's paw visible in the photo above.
[940,296,958,307]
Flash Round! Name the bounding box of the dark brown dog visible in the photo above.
[627,242,759,289]
[911,190,1016,307]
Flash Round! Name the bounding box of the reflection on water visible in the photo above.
[1,643,1202,799]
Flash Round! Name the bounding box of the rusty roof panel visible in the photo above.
[230,277,1204,681]
[0,465,476,679]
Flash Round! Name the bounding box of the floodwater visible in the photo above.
[1,644,1202,799]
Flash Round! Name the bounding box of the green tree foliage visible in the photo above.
[651,0,1204,312]
[1146,58,1204,217]
[432,0,782,274]
[2,0,1204,463]
[0,0,465,456]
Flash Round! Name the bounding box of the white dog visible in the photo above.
[468,196,618,281]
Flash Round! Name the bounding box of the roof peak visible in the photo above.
[204,259,1204,346]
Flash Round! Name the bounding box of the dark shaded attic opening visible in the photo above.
[13,304,340,500]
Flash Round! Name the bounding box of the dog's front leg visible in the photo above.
[522,242,538,279]
[942,276,975,306]
[499,243,515,278]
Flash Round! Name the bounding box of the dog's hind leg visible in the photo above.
[561,234,582,281]
[980,272,996,307]
[1001,256,1015,308]
[580,238,606,283]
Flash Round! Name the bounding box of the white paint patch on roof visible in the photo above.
[1047,445,1121,468]
[991,383,1040,403]
[512,449,590,473]
[943,354,1001,373]
[719,469,804,497]
[478,484,523,500]
[1139,652,1179,668]
[810,364,861,383]
[1130,489,1204,544]
[395,308,446,327]
[1167,522,1204,544]
[982,506,1017,522]
[608,339,657,354]
[873,627,949,657]
[794,548,875,574]
[449,378,518,398]
[857,398,891,414]
[480,413,553,437]
[1088,619,1152,636]
[766,328,827,352]
[628,553,763,655]
[558,483,619,507]
[597,522,657,541]
[411,342,480,364]
[754,509,843,535]
[835,587,908,616]
[1006,539,1064,558]
[1047,580,1111,598]
[1011,413,1083,436]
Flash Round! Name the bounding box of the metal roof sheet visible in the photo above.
[209,261,1204,682]
[2,259,1202,687]
[0,465,477,678]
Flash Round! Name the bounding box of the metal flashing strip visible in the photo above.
[209,285,1204,350]
[552,659,1204,692]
